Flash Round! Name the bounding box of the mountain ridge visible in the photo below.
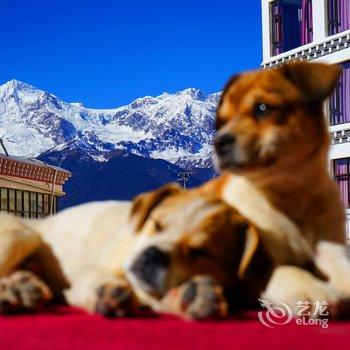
[0,79,220,209]
[0,79,220,168]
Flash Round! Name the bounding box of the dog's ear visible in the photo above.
[130,183,182,232]
[280,62,341,104]
[238,224,260,279]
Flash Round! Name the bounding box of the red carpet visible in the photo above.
[1,307,350,350]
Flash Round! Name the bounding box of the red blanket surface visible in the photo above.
[1,307,350,350]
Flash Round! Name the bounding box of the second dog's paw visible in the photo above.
[95,281,135,318]
[262,266,341,319]
[0,271,52,314]
[315,241,350,300]
[0,279,18,313]
[168,275,228,320]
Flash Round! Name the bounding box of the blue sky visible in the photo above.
[0,1,262,108]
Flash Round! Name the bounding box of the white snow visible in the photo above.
[0,79,220,167]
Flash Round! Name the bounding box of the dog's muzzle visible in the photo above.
[214,133,236,158]
[130,246,170,295]
[214,132,240,169]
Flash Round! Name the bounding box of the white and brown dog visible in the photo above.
[0,181,270,320]
[214,61,350,316]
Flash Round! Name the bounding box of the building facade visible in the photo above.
[0,153,71,218]
[261,0,350,237]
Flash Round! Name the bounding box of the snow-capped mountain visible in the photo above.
[0,79,220,167]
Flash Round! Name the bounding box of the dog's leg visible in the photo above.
[65,267,140,317]
[159,275,228,320]
[0,270,52,314]
[0,214,42,276]
[261,265,341,318]
[25,243,71,298]
[315,241,350,299]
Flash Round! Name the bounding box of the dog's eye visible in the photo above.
[254,103,270,119]
[154,220,163,232]
[187,248,210,259]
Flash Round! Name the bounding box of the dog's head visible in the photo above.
[125,181,264,305]
[214,62,341,173]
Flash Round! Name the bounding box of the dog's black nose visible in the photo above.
[131,246,170,291]
[214,133,235,156]
[143,246,169,266]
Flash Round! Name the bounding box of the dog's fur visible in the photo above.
[214,61,350,314]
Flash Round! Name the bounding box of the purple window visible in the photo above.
[328,0,350,36]
[270,0,313,56]
[334,158,350,208]
[330,61,350,125]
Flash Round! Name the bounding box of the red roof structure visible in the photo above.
[0,154,71,185]
[0,150,71,217]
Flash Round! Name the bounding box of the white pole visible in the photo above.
[50,168,58,215]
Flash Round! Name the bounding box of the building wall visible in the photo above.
[261,0,350,237]
[0,175,64,195]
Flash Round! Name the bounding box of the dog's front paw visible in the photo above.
[0,279,18,313]
[262,266,341,319]
[0,271,52,314]
[181,276,228,320]
[162,275,228,320]
[95,281,136,317]
[315,241,350,300]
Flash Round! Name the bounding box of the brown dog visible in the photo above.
[214,61,350,315]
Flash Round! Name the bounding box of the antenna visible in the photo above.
[177,170,192,190]
[0,137,9,157]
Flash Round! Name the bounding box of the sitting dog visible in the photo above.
[0,181,272,320]
[214,61,350,316]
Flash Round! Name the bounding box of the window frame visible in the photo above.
[327,0,350,36]
[269,0,314,56]
[329,60,350,126]
[333,157,350,208]
[0,187,57,217]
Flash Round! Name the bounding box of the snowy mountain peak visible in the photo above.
[70,102,84,108]
[0,80,220,167]
[0,79,37,94]
[175,88,206,101]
